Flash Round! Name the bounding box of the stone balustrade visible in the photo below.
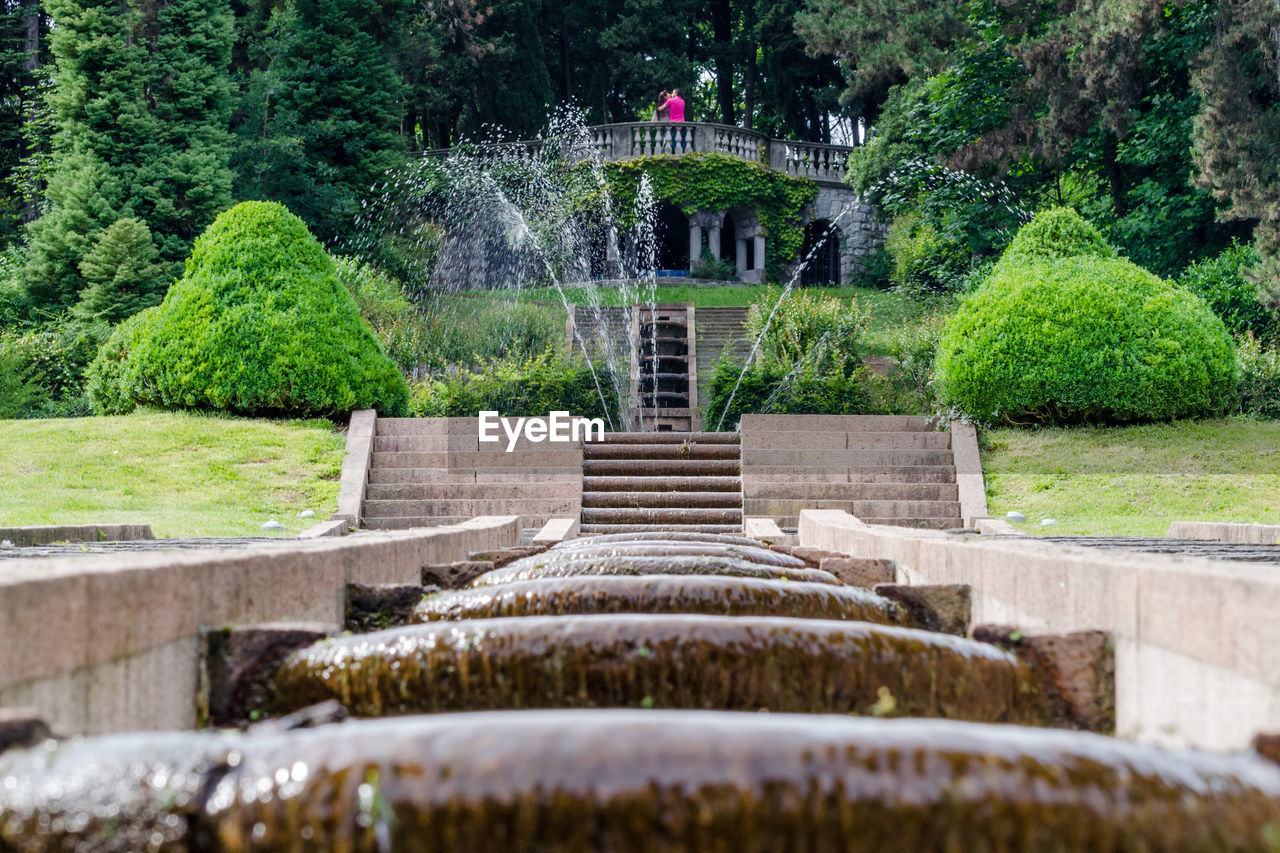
[427,122,853,186]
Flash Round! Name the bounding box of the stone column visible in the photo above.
[753,235,766,271]
[689,223,702,266]
[735,237,747,274]
[708,225,722,260]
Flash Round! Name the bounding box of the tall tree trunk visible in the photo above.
[1103,131,1127,219]
[21,0,41,222]
[711,0,734,124]
[742,41,755,128]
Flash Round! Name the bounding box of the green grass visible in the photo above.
[983,419,1280,536]
[0,412,346,538]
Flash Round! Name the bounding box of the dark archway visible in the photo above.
[654,200,688,272]
[799,219,841,286]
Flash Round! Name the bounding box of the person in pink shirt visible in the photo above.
[660,89,685,122]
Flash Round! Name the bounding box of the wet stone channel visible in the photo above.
[4,531,1280,851]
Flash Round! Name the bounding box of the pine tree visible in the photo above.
[232,0,407,244]
[73,216,168,322]
[24,0,233,310]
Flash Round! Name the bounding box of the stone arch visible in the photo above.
[653,200,688,272]
[799,219,842,286]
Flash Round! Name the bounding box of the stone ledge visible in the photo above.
[1167,521,1280,545]
[0,516,519,735]
[797,508,1280,751]
[0,524,154,547]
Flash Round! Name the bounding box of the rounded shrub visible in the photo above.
[995,207,1114,271]
[98,201,407,417]
[935,255,1236,425]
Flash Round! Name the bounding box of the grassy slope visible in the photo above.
[0,412,346,537]
[983,419,1280,536]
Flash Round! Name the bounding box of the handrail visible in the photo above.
[420,122,854,186]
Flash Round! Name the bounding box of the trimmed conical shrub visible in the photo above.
[995,207,1115,271]
[91,201,407,416]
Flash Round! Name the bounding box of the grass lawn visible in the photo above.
[0,411,346,538]
[983,419,1280,536]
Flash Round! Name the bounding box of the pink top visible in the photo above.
[660,96,685,122]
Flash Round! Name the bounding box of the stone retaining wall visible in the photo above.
[799,509,1280,751]
[0,517,520,735]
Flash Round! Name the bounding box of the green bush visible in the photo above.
[883,212,970,294]
[0,348,43,418]
[412,297,562,372]
[704,353,875,429]
[86,308,154,414]
[869,311,948,414]
[689,255,737,281]
[2,319,110,413]
[1179,242,1274,341]
[92,201,408,417]
[935,255,1237,425]
[1237,333,1280,419]
[745,287,867,371]
[408,349,619,425]
[995,207,1115,271]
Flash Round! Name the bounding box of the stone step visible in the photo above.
[741,415,936,432]
[590,432,740,445]
[742,431,952,450]
[579,523,746,535]
[581,491,743,509]
[744,466,956,484]
[770,516,964,530]
[368,467,583,485]
[583,475,742,492]
[363,497,581,518]
[363,516,474,530]
[366,482,582,501]
[372,450,583,469]
[583,458,741,476]
[745,482,959,501]
[580,507,744,525]
[583,443,740,460]
[742,498,960,519]
[743,449,955,467]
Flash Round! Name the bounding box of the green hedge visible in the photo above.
[935,255,1237,425]
[994,207,1115,271]
[1179,242,1274,341]
[88,201,408,417]
[408,350,619,426]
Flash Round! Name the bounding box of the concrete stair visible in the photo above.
[361,417,583,530]
[740,414,964,529]
[580,432,743,535]
[695,307,752,382]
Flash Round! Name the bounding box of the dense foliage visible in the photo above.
[995,207,1115,269]
[1179,243,1276,342]
[408,350,619,426]
[936,255,1236,425]
[89,201,408,417]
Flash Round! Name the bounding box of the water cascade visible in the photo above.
[5,528,1280,851]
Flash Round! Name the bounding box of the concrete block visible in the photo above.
[344,583,423,632]
[950,421,989,526]
[470,546,548,568]
[533,517,580,546]
[1168,521,1280,545]
[740,414,932,432]
[0,524,154,546]
[422,560,494,589]
[200,622,332,727]
[819,556,895,587]
[299,519,350,538]
[335,409,376,525]
[972,625,1115,734]
[873,584,971,636]
[743,517,785,545]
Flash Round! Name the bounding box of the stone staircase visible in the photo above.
[581,432,743,534]
[362,418,582,530]
[740,415,963,529]
[631,303,697,431]
[694,306,752,382]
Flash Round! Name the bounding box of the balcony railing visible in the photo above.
[425,122,854,187]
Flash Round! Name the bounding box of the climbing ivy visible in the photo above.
[598,153,818,281]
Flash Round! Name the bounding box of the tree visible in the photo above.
[232,0,407,244]
[24,0,233,310]
[72,216,168,322]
